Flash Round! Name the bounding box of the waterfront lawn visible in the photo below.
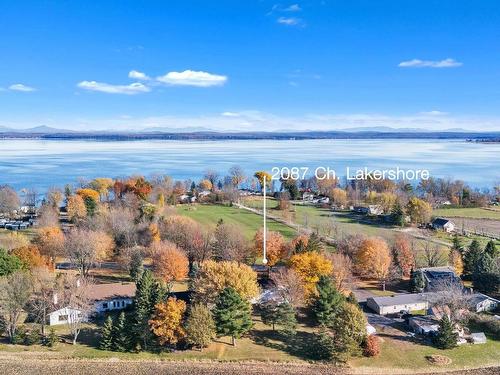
[175,204,297,240]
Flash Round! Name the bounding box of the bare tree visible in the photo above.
[212,223,249,263]
[29,267,56,336]
[37,204,60,227]
[427,281,472,324]
[270,268,305,308]
[421,240,446,268]
[324,252,353,293]
[0,271,33,342]
[204,169,219,192]
[58,275,94,344]
[0,185,20,214]
[65,229,114,276]
[228,165,245,188]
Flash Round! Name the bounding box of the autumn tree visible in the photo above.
[228,165,245,188]
[355,237,392,290]
[203,170,219,191]
[330,188,348,207]
[254,229,287,267]
[151,241,189,291]
[199,179,213,192]
[289,251,333,297]
[0,232,29,252]
[66,195,87,222]
[213,287,253,346]
[185,304,216,350]
[89,178,114,201]
[192,260,259,303]
[324,252,353,294]
[449,249,464,276]
[149,297,186,347]
[254,171,272,191]
[37,204,60,227]
[406,197,432,224]
[391,234,415,278]
[34,226,64,264]
[12,245,49,270]
[65,229,114,276]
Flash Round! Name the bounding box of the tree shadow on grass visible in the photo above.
[249,328,320,360]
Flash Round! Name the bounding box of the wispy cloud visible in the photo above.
[128,70,150,81]
[277,17,304,26]
[156,70,227,87]
[398,58,462,68]
[9,83,36,92]
[284,4,301,12]
[420,110,448,116]
[221,112,240,117]
[77,81,151,95]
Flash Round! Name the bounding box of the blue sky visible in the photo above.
[1,0,500,131]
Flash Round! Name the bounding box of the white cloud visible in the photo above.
[398,58,463,68]
[156,70,227,87]
[77,81,151,95]
[128,70,150,80]
[9,83,36,92]
[277,17,303,26]
[221,112,240,117]
[420,110,448,116]
[284,4,301,12]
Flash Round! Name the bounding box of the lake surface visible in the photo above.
[0,139,498,191]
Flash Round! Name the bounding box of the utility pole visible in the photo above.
[262,175,268,265]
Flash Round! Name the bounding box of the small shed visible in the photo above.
[470,332,487,344]
[431,218,455,233]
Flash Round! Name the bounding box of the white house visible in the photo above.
[469,293,499,313]
[366,293,431,315]
[48,282,136,326]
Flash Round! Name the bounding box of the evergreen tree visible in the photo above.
[391,202,405,227]
[472,251,500,294]
[484,240,498,258]
[213,287,253,346]
[409,269,425,292]
[433,315,458,349]
[311,275,345,326]
[452,235,463,254]
[99,316,114,350]
[260,301,297,334]
[83,196,97,216]
[306,232,323,252]
[112,311,129,352]
[129,250,144,282]
[131,270,163,350]
[185,304,216,351]
[464,240,483,275]
[346,291,358,305]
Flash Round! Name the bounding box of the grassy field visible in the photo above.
[433,207,500,220]
[175,203,297,240]
[2,316,498,373]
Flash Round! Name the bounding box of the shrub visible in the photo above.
[24,329,41,346]
[363,335,381,357]
[45,328,58,347]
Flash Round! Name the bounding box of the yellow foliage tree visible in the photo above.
[149,297,186,346]
[355,237,392,289]
[254,171,272,190]
[289,252,333,296]
[330,188,348,206]
[89,178,114,200]
[198,179,213,191]
[12,245,51,270]
[192,260,259,303]
[76,188,100,203]
[449,249,464,276]
[406,197,432,224]
[67,195,87,221]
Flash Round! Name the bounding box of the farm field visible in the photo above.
[433,207,500,220]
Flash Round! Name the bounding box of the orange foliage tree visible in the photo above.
[151,241,189,291]
[356,237,392,290]
[392,234,415,278]
[289,251,333,296]
[11,245,51,270]
[254,229,287,266]
[149,297,187,346]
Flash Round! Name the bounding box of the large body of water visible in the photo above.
[0,139,498,191]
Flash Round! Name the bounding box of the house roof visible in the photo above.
[367,293,431,307]
[469,293,500,306]
[432,218,452,226]
[88,282,136,301]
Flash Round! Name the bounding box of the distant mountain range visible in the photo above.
[0,125,477,134]
[0,125,499,141]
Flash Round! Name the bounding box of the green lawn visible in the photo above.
[175,204,297,240]
[433,207,500,220]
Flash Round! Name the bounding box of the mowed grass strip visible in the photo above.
[175,204,297,240]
